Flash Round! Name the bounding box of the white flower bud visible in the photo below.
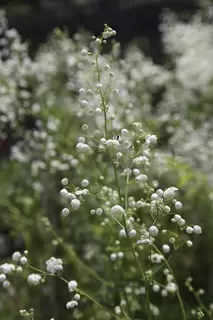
[68,280,78,292]
[193,225,202,234]
[119,229,127,238]
[81,179,89,187]
[110,253,117,261]
[129,229,137,238]
[20,257,28,265]
[111,205,125,217]
[117,252,124,259]
[175,201,182,210]
[28,273,42,285]
[3,280,10,288]
[186,240,193,247]
[74,293,81,301]
[60,188,69,198]
[186,226,193,234]
[0,274,6,283]
[12,251,21,262]
[151,193,159,200]
[61,178,68,186]
[80,100,88,108]
[61,208,69,217]
[149,226,159,237]
[81,49,88,56]
[71,199,81,211]
[162,244,170,253]
[66,300,78,309]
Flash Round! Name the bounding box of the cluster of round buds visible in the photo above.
[46,257,63,274]
[145,134,157,146]
[102,25,116,39]
[90,207,104,216]
[76,142,92,154]
[110,251,124,261]
[150,253,165,264]
[20,309,34,317]
[171,214,185,227]
[186,225,202,235]
[66,287,80,311]
[0,250,28,289]
[28,273,42,286]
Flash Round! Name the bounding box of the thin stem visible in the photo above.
[193,291,213,320]
[151,244,186,320]
[107,149,122,202]
[29,265,119,319]
[123,170,152,320]
[49,226,112,287]
[77,288,120,319]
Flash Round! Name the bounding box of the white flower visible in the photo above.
[66,300,78,309]
[73,293,81,301]
[163,187,178,199]
[71,199,81,211]
[68,280,78,292]
[162,244,170,253]
[150,253,164,264]
[81,49,88,56]
[165,282,177,293]
[20,257,28,265]
[105,139,120,150]
[149,226,159,237]
[28,273,42,285]
[193,225,202,234]
[186,226,193,234]
[0,274,6,283]
[12,251,21,262]
[76,143,92,154]
[175,201,182,210]
[0,263,15,274]
[81,179,89,187]
[111,205,125,217]
[136,174,148,182]
[110,253,117,261]
[60,188,69,198]
[119,229,127,238]
[129,229,137,238]
[61,208,69,217]
[80,100,88,108]
[145,134,157,145]
[46,257,63,274]
[186,240,193,247]
[61,178,68,186]
[3,280,10,288]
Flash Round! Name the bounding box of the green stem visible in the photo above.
[107,149,122,202]
[48,227,112,286]
[77,288,120,319]
[29,265,119,319]
[193,291,213,320]
[151,244,186,320]
[123,170,152,320]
